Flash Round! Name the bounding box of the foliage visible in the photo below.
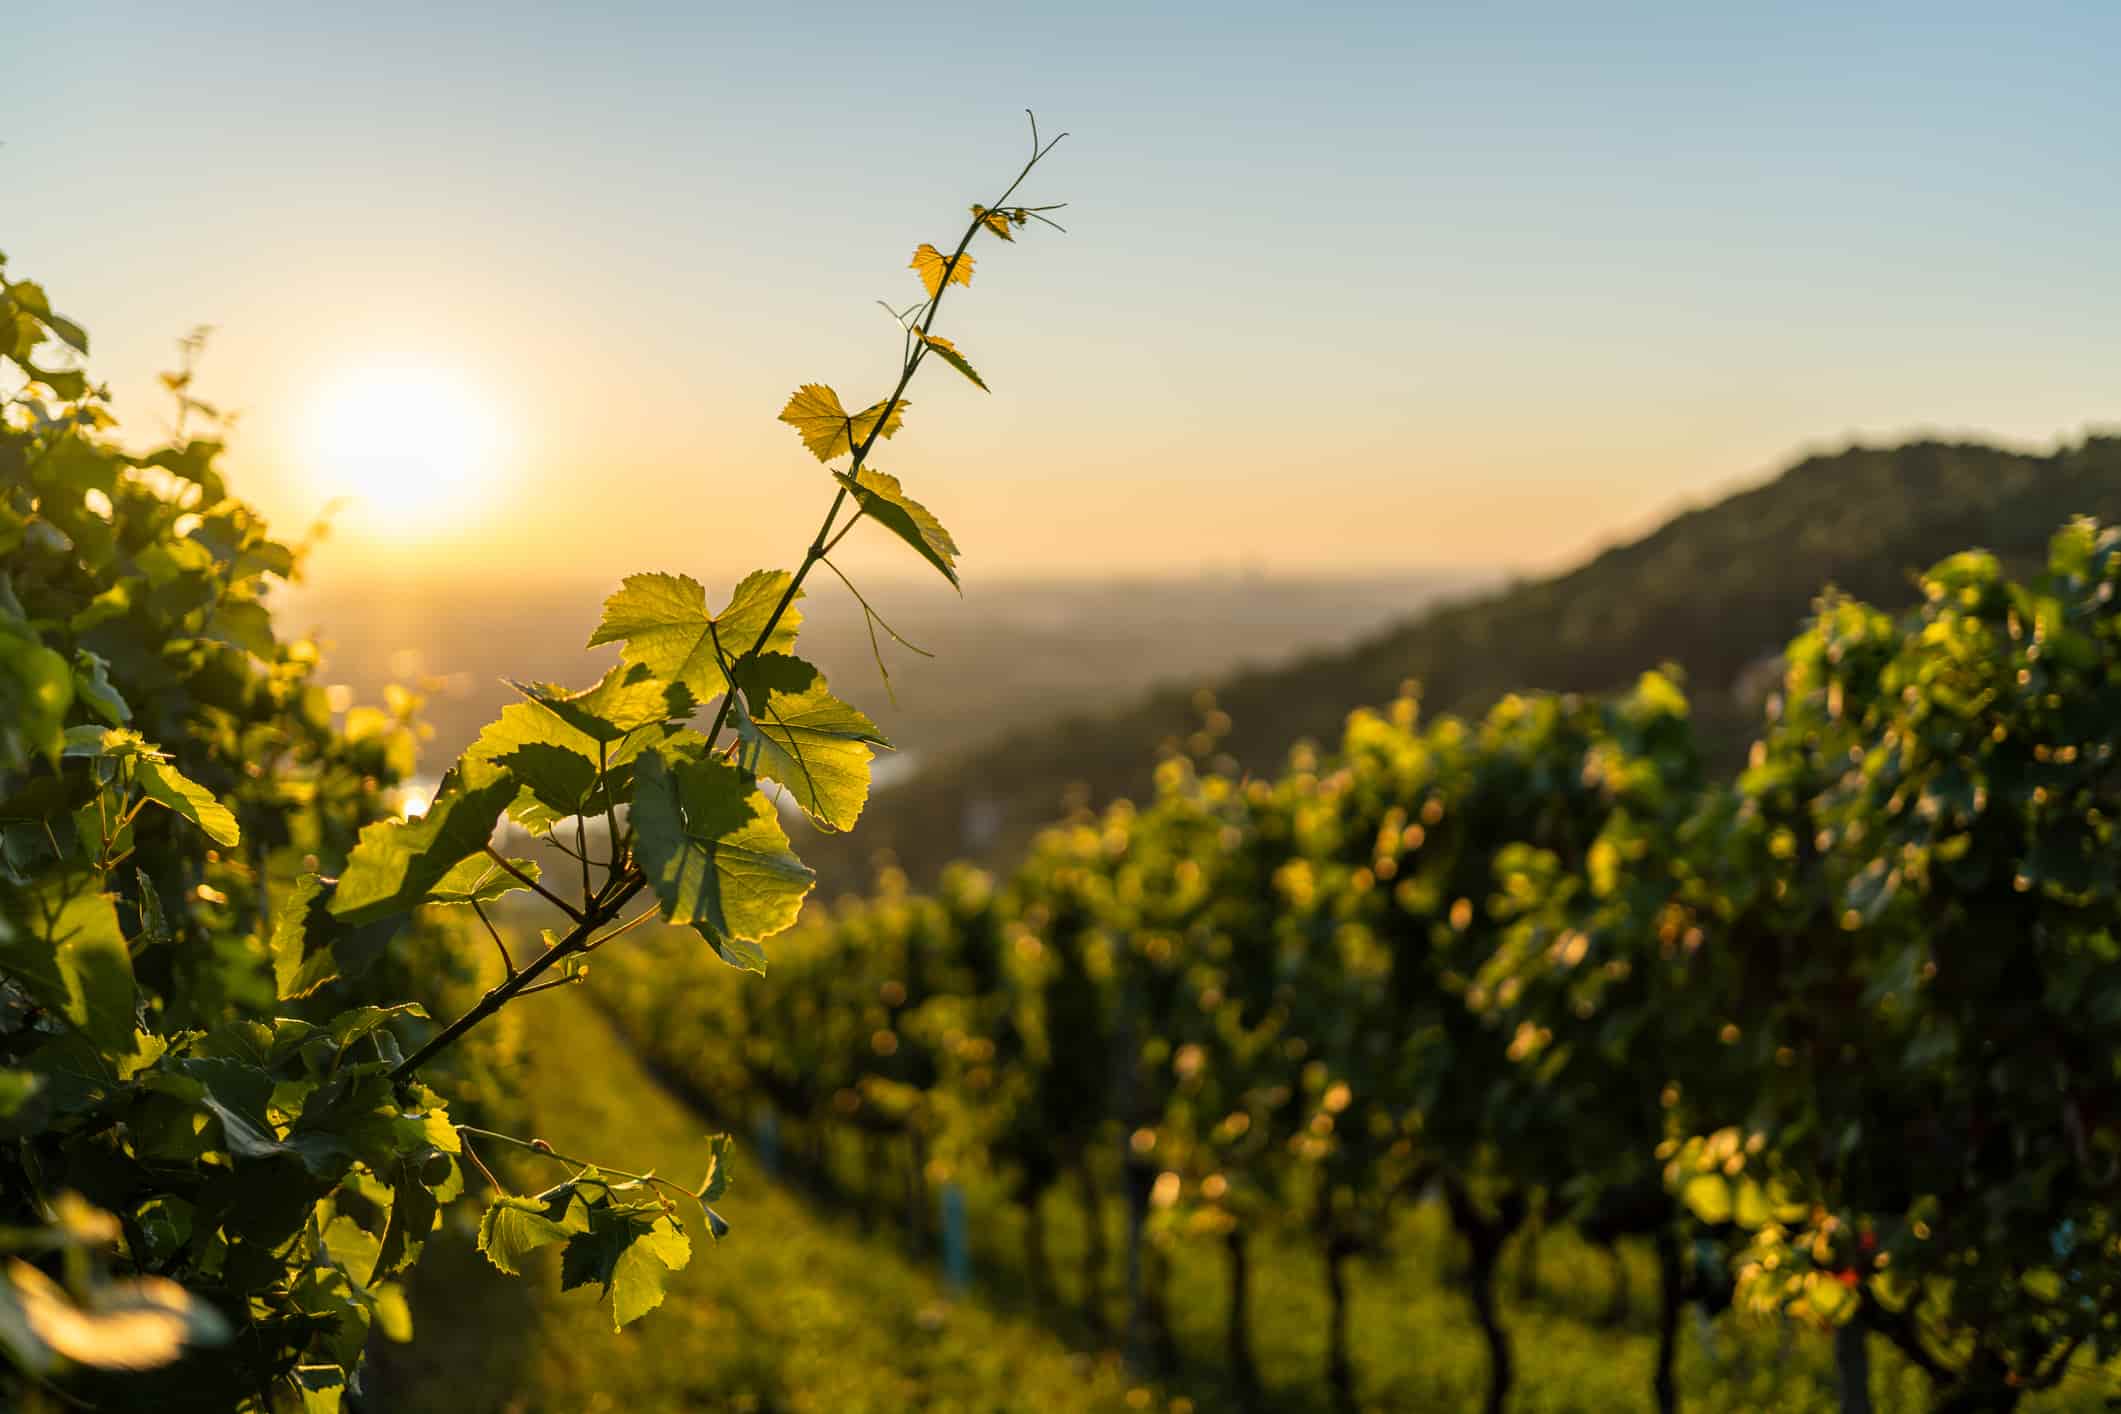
[818,436,2121,888]
[600,526,2121,1412]
[0,122,1065,1410]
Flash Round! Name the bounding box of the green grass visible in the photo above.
[372,981,2115,1412]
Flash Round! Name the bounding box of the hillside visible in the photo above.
[809,435,2121,888]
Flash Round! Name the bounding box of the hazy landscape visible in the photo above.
[8,5,2120,1412]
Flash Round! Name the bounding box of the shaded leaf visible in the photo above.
[556,1201,692,1331]
[271,875,401,1000]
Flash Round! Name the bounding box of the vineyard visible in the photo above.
[598,531,2121,1413]
[4,124,2121,1414]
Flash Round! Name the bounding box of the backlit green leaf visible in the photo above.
[588,571,802,703]
[478,1185,591,1277]
[134,757,239,847]
[631,751,813,972]
[732,654,888,832]
[424,855,543,908]
[329,773,518,925]
[0,879,134,1052]
[777,384,909,463]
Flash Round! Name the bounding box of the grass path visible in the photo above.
[374,981,2112,1413]
[374,984,1158,1414]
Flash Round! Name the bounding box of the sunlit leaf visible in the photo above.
[909,243,973,298]
[915,331,988,392]
[424,855,542,908]
[478,1185,590,1277]
[2,1259,229,1373]
[834,468,961,589]
[510,663,692,743]
[0,878,134,1051]
[970,205,1014,242]
[588,571,803,703]
[732,654,888,832]
[134,757,239,847]
[776,384,909,464]
[329,773,518,925]
[631,750,813,972]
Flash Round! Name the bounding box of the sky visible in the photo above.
[7,1,2117,591]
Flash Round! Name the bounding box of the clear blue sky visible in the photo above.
[8,1,2116,583]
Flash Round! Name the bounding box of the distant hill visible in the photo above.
[279,569,1479,785]
[808,435,2121,891]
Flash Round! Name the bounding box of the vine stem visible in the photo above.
[389,874,643,1082]
[454,1124,704,1214]
[702,125,1066,748]
[484,844,583,922]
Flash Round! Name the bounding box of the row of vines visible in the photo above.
[603,525,2121,1413]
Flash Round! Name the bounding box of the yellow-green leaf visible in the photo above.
[631,751,813,972]
[834,468,960,589]
[329,773,518,925]
[134,758,239,847]
[970,205,1014,242]
[732,654,888,832]
[587,571,803,704]
[776,384,909,464]
[909,243,973,299]
[916,332,988,392]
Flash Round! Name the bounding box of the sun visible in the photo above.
[302,362,504,527]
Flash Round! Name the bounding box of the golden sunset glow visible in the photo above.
[302,363,504,527]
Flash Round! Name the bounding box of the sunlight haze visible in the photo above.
[10,0,2116,588]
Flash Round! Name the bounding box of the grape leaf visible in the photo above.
[833,468,960,589]
[269,874,402,1000]
[133,757,239,847]
[776,384,909,464]
[909,243,973,298]
[508,663,691,743]
[477,1185,590,1277]
[631,751,813,972]
[915,332,988,392]
[556,1200,692,1331]
[462,692,667,833]
[588,571,802,702]
[732,654,888,832]
[970,205,1014,242]
[424,855,542,908]
[71,651,130,725]
[698,1133,736,1203]
[328,773,518,925]
[0,878,134,1051]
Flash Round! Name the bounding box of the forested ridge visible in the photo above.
[821,437,2121,887]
